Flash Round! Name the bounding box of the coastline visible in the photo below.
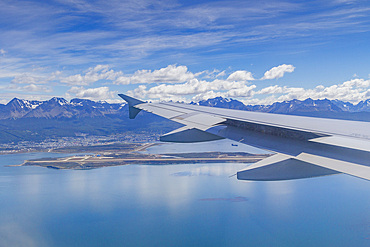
[7,142,270,170]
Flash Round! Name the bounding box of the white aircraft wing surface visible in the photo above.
[119,94,370,181]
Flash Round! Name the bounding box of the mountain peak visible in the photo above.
[7,98,42,109]
[8,97,23,105]
[49,97,70,106]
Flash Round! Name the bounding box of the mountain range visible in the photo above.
[195,97,370,113]
[195,97,370,121]
[0,97,369,144]
[1,96,370,120]
[0,97,126,119]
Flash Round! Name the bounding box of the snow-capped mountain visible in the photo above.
[352,99,370,112]
[0,97,370,120]
[0,97,126,119]
[197,97,370,114]
[0,98,43,119]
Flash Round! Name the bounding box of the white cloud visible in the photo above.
[128,78,254,99]
[216,71,226,77]
[197,69,222,79]
[191,91,225,101]
[8,83,52,93]
[126,73,258,104]
[67,86,117,101]
[246,78,370,104]
[23,84,52,92]
[4,63,369,106]
[192,85,256,101]
[61,65,122,85]
[333,0,357,4]
[262,64,295,80]
[227,70,254,81]
[0,49,6,55]
[123,65,369,104]
[114,65,195,85]
[257,85,284,94]
[7,71,61,93]
[11,74,48,84]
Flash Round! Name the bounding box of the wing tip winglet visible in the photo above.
[118,94,145,106]
[118,94,145,119]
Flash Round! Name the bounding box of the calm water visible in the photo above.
[0,141,369,247]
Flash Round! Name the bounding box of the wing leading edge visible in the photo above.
[118,94,370,181]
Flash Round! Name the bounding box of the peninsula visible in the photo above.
[11,143,270,170]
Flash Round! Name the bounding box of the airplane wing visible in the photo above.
[119,94,370,181]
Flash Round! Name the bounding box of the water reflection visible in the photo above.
[0,151,369,247]
[0,221,47,247]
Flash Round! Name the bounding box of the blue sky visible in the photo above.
[0,0,370,104]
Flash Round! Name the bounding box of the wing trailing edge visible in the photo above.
[237,152,370,181]
[237,153,340,181]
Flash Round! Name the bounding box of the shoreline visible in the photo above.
[17,154,270,170]
[0,142,159,155]
[5,142,271,170]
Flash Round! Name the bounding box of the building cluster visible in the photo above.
[0,133,160,154]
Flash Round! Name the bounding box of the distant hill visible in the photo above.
[0,96,369,144]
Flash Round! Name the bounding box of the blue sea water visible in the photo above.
[0,141,369,247]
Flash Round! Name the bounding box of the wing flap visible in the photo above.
[309,136,370,152]
[160,126,224,143]
[237,153,340,181]
[237,151,370,181]
[296,153,370,181]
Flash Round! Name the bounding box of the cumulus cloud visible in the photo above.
[61,65,122,85]
[6,63,368,106]
[192,85,256,102]
[243,78,370,105]
[114,65,194,85]
[262,64,295,80]
[257,85,284,94]
[127,66,370,105]
[128,78,255,100]
[227,70,254,81]
[123,65,369,104]
[67,86,117,101]
[0,49,6,55]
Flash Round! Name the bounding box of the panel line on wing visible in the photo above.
[296,153,370,181]
[160,102,370,140]
[309,136,370,152]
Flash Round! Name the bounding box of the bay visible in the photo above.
[0,141,369,247]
